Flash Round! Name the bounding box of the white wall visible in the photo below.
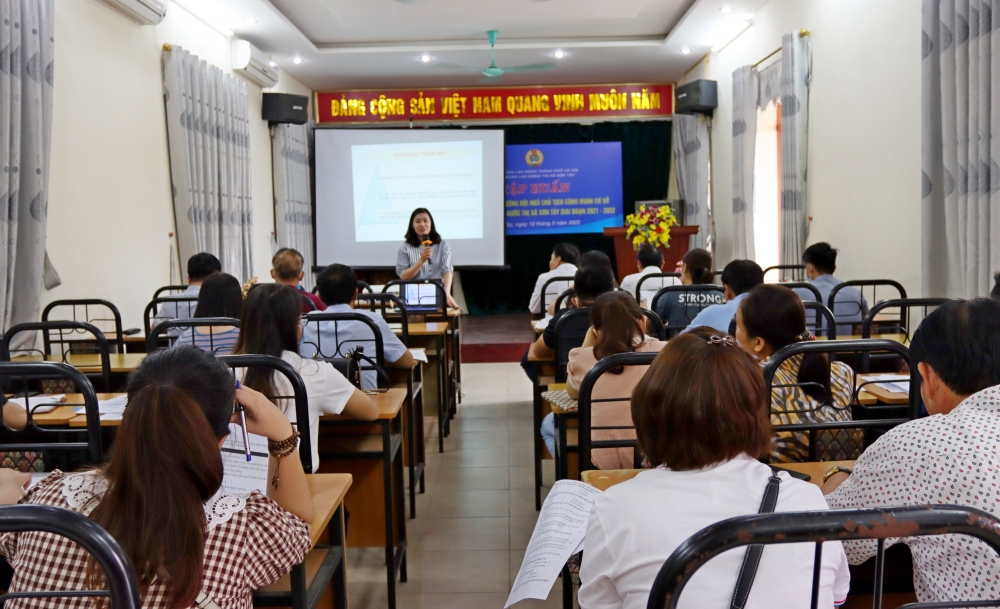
[46,0,311,329]
[688,0,922,295]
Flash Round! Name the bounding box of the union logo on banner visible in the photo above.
[525,149,544,167]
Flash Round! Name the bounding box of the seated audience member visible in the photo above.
[683,260,763,333]
[620,244,674,308]
[546,250,618,316]
[540,292,666,468]
[579,327,849,609]
[522,266,616,382]
[529,243,580,314]
[799,242,868,334]
[824,298,1000,603]
[272,247,325,314]
[234,283,378,468]
[0,346,314,608]
[655,248,723,331]
[735,285,854,462]
[300,264,415,388]
[153,252,221,329]
[0,397,41,472]
[991,273,1000,301]
[175,272,243,355]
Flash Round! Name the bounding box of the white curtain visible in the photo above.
[162,45,254,282]
[272,122,314,291]
[779,32,812,275]
[0,0,53,348]
[732,65,758,260]
[672,114,713,251]
[922,0,1000,298]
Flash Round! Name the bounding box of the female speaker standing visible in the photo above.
[396,207,459,309]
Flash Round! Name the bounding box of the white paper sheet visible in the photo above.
[74,395,128,415]
[534,316,553,331]
[409,349,429,363]
[7,394,64,414]
[506,480,603,607]
[220,423,269,495]
[867,374,910,394]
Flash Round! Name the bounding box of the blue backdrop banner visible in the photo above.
[504,142,623,235]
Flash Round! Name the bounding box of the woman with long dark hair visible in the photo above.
[234,283,377,468]
[0,346,314,608]
[176,272,243,355]
[735,284,854,462]
[395,208,459,308]
[654,248,724,330]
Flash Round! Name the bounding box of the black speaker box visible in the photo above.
[262,93,309,124]
[674,80,718,115]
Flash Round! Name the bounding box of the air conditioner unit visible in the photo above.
[99,0,167,25]
[232,40,279,88]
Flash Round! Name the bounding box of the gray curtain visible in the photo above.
[672,114,713,251]
[732,65,758,260]
[922,0,1000,298]
[272,122,314,291]
[0,0,53,348]
[779,32,812,275]
[162,45,254,282]
[758,61,782,110]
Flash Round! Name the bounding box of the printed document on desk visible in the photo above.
[506,480,602,607]
[221,424,268,495]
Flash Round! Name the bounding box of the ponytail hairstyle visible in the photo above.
[682,248,715,285]
[591,291,646,374]
[87,346,234,608]
[233,282,302,406]
[738,284,831,401]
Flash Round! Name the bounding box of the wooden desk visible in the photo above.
[11,353,145,373]
[26,393,124,427]
[856,374,909,405]
[390,356,426,519]
[815,334,907,343]
[581,460,856,491]
[305,473,352,547]
[322,387,406,422]
[389,321,452,452]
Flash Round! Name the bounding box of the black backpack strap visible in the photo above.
[730,474,782,609]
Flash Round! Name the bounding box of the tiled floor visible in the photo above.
[346,362,561,609]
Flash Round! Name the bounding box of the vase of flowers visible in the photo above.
[624,204,677,249]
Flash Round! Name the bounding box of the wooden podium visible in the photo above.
[603,226,700,281]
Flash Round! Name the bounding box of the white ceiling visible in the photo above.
[175,0,770,90]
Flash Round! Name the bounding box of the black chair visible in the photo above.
[146,318,241,353]
[634,273,681,303]
[216,354,314,474]
[383,279,448,318]
[355,293,410,345]
[650,285,726,337]
[143,295,199,337]
[761,339,921,462]
[357,280,374,294]
[803,302,837,340]
[552,308,592,383]
[0,361,103,466]
[861,298,954,342]
[1,322,112,392]
[300,293,317,312]
[641,308,666,341]
[763,264,806,282]
[0,505,142,609]
[646,505,1000,609]
[300,312,386,390]
[783,282,822,304]
[540,275,575,315]
[152,284,190,299]
[553,289,575,312]
[41,299,132,353]
[827,279,907,336]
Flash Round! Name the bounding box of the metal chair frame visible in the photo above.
[216,354,314,474]
[1,322,112,392]
[383,279,448,319]
[650,285,726,336]
[763,264,806,282]
[143,296,199,337]
[540,275,576,314]
[782,282,822,303]
[827,279,907,330]
[41,299,127,353]
[0,505,141,609]
[553,289,575,312]
[861,298,955,342]
[634,273,682,302]
[301,312,386,390]
[647,505,1000,609]
[552,308,592,383]
[146,318,241,353]
[357,280,374,294]
[803,302,838,340]
[355,293,410,345]
[640,308,666,341]
[152,284,190,300]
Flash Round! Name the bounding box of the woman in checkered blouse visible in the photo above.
[0,346,314,609]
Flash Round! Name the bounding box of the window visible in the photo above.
[752,100,782,273]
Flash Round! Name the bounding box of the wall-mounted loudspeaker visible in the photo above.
[262,93,309,125]
[674,80,718,116]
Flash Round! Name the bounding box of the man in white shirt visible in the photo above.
[528,243,580,314]
[619,244,678,308]
[823,298,1000,603]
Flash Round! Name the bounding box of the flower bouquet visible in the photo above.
[624,204,677,249]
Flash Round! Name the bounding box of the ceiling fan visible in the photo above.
[434,30,555,78]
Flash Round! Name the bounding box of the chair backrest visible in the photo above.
[355,293,409,345]
[646,505,1000,609]
[383,279,447,318]
[357,280,373,294]
[861,297,954,341]
[540,275,575,314]
[216,354,314,473]
[0,504,142,609]
[650,285,726,337]
[1,322,112,392]
[553,308,592,382]
[634,273,681,303]
[152,284,190,299]
[41,299,125,353]
[827,279,906,333]
[146,318,241,353]
[578,351,658,471]
[0,361,103,465]
[803,302,837,340]
[761,339,921,460]
[762,264,806,282]
[300,293,316,312]
[300,312,385,366]
[553,289,575,312]
[143,296,199,336]
[641,308,666,340]
[782,282,822,304]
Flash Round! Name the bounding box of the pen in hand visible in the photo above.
[236,380,251,462]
